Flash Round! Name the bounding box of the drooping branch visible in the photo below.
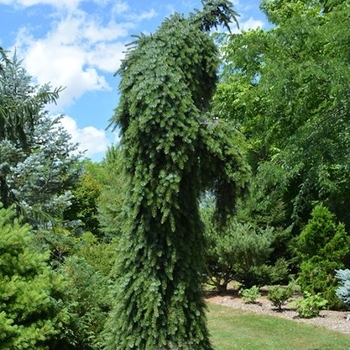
[192,0,240,32]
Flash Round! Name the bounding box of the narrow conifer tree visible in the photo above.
[105,2,248,349]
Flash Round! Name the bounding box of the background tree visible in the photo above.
[213,0,350,275]
[202,201,288,291]
[104,1,249,349]
[0,49,63,208]
[97,145,128,242]
[0,49,85,262]
[64,159,104,239]
[7,114,82,227]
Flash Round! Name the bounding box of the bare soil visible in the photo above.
[205,291,350,335]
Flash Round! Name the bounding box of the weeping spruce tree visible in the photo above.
[105,1,249,349]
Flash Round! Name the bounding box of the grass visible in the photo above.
[207,303,350,350]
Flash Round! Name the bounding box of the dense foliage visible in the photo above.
[213,0,350,300]
[292,292,328,318]
[104,1,250,349]
[64,160,103,238]
[97,146,128,242]
[0,206,68,349]
[202,200,289,290]
[267,282,295,311]
[56,236,116,350]
[296,205,350,308]
[216,0,350,231]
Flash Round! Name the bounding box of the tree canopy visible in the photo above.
[216,0,350,231]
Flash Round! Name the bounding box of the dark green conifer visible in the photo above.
[105,2,248,349]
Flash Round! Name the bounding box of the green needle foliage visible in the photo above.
[105,1,249,349]
[0,48,83,241]
[0,206,68,349]
[296,204,350,308]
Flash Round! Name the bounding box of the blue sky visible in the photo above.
[0,0,267,161]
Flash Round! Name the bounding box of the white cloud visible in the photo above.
[111,1,129,15]
[240,17,264,30]
[126,9,157,22]
[0,0,82,11]
[0,0,113,11]
[59,115,110,157]
[228,16,264,33]
[3,0,158,111]
[87,41,126,73]
[12,7,129,109]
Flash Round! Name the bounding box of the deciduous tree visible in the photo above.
[215,0,350,236]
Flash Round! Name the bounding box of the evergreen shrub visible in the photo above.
[267,281,295,310]
[0,206,68,349]
[296,205,350,309]
[240,285,261,304]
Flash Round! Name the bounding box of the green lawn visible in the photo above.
[207,303,350,350]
